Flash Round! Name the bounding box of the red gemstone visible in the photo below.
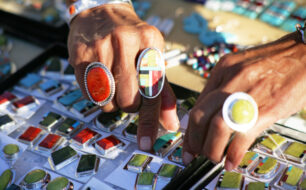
[203,72,209,79]
[96,135,121,150]
[19,126,42,142]
[0,92,16,105]
[87,67,111,102]
[39,134,61,149]
[73,128,97,144]
[13,96,35,108]
[282,175,288,182]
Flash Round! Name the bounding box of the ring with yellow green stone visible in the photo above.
[20,169,50,189]
[299,107,306,120]
[0,169,15,190]
[222,92,258,132]
[135,172,157,190]
[3,144,19,160]
[46,177,74,190]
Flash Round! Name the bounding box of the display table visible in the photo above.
[148,0,291,92]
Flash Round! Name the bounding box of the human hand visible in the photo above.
[67,4,180,150]
[183,32,306,171]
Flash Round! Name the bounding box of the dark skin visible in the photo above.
[183,32,306,170]
[67,2,306,170]
[68,4,180,151]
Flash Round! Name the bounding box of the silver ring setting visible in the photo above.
[84,62,115,107]
[136,47,165,99]
[222,92,258,133]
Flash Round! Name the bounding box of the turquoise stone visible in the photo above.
[0,63,10,76]
[58,89,82,106]
[20,74,41,88]
[72,99,95,113]
[173,146,182,158]
[153,132,181,152]
[39,80,60,92]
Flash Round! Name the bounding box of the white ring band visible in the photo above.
[222,92,258,133]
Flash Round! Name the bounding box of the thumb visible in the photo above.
[138,96,161,151]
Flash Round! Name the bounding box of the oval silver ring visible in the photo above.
[136,47,165,99]
[84,62,115,107]
[222,92,258,133]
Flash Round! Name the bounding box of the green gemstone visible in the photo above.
[57,118,77,134]
[40,112,61,128]
[257,157,277,174]
[285,166,303,186]
[260,134,286,150]
[98,110,127,126]
[239,151,257,168]
[137,172,155,185]
[247,182,265,190]
[51,146,77,166]
[301,178,306,189]
[181,97,196,110]
[300,107,306,119]
[0,35,7,46]
[284,142,306,158]
[24,169,46,184]
[129,154,148,167]
[0,169,13,190]
[159,164,178,178]
[46,57,61,72]
[231,100,255,124]
[126,123,138,135]
[46,177,69,190]
[220,172,242,188]
[5,184,20,190]
[3,144,19,155]
[77,154,96,173]
[64,65,74,75]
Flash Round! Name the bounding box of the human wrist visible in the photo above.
[66,0,133,25]
[70,3,135,26]
[66,0,76,6]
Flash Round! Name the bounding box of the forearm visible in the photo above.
[65,0,135,26]
[66,0,77,6]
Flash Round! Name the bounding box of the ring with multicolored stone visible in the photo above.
[137,47,165,99]
[222,92,258,133]
[84,62,115,107]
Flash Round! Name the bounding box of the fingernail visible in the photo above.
[225,159,234,171]
[183,152,194,164]
[140,136,151,151]
[167,122,180,133]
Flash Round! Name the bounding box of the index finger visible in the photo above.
[138,96,161,151]
[137,47,164,152]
